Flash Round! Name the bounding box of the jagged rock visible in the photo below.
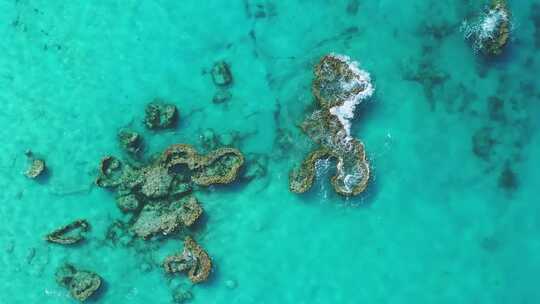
[55,263,102,302]
[144,100,179,130]
[45,219,90,245]
[163,236,212,284]
[211,61,233,86]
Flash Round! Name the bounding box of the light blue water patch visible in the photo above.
[1,0,539,303]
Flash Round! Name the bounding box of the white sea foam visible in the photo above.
[327,54,374,137]
[460,5,509,52]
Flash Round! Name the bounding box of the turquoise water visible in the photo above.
[1,0,540,303]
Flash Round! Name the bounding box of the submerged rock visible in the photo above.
[45,219,90,245]
[211,61,233,86]
[172,286,193,303]
[163,236,212,284]
[131,196,203,239]
[499,162,518,191]
[144,100,179,130]
[212,89,232,104]
[118,128,144,156]
[55,263,102,302]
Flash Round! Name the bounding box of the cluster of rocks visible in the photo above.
[93,101,245,296]
[210,61,233,104]
[461,0,511,56]
[40,100,245,302]
[289,54,374,197]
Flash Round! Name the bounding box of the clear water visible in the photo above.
[1,0,539,303]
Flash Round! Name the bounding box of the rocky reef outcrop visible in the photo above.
[55,263,102,302]
[163,236,212,284]
[289,54,373,197]
[45,219,91,245]
[144,100,179,130]
[461,0,511,56]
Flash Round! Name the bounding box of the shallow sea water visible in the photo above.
[1,0,540,303]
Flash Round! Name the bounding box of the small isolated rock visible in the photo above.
[24,150,46,179]
[118,128,144,156]
[211,61,233,86]
[225,279,237,289]
[212,89,231,104]
[45,219,91,245]
[144,100,179,130]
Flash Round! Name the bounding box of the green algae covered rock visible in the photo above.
[55,263,102,302]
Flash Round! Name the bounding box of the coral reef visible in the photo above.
[24,150,46,179]
[45,219,90,245]
[144,100,179,130]
[461,0,511,56]
[163,236,212,284]
[289,54,373,197]
[55,263,102,302]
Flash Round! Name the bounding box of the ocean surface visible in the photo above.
[1,0,539,303]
